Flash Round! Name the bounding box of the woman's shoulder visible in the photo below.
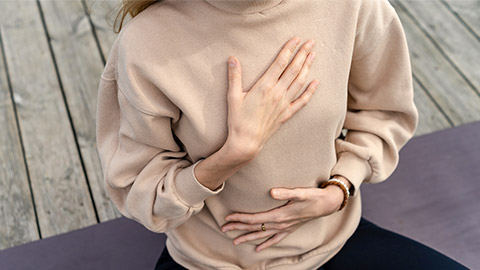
[115,0,190,58]
[355,0,397,22]
[119,1,194,36]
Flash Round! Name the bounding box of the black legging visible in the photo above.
[154,217,469,270]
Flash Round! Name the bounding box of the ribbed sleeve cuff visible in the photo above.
[174,159,225,206]
[330,151,372,198]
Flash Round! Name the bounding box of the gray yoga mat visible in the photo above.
[361,120,480,269]
[0,217,166,270]
[0,120,478,269]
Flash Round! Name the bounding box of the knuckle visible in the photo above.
[279,98,289,108]
[287,221,296,228]
[228,71,239,81]
[278,56,289,69]
[302,43,311,53]
[308,90,315,99]
[281,110,292,122]
[245,218,255,225]
[303,92,312,102]
[274,214,286,223]
[307,54,315,65]
[271,215,280,223]
[287,44,296,54]
[272,92,283,102]
[301,100,309,108]
[296,80,306,91]
[262,81,274,91]
[290,65,301,76]
[296,68,308,81]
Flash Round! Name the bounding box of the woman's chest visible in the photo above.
[154,19,355,160]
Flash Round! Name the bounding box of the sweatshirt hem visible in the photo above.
[166,236,347,270]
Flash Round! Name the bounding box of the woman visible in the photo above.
[95,0,468,269]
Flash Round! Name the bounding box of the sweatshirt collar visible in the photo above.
[203,0,284,15]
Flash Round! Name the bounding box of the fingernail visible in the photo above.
[228,58,236,67]
[294,37,300,45]
[307,39,315,48]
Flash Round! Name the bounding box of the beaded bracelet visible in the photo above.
[318,178,350,212]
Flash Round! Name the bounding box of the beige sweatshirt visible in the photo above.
[95,0,419,269]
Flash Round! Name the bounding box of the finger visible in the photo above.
[285,51,316,102]
[226,206,293,224]
[258,37,300,87]
[233,229,280,246]
[222,222,264,232]
[256,231,290,252]
[277,39,315,96]
[222,220,295,232]
[281,80,319,123]
[227,56,243,101]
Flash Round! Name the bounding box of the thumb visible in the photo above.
[271,188,301,201]
[227,56,242,100]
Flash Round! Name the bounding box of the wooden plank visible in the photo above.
[0,0,96,238]
[394,0,480,95]
[38,0,122,222]
[0,28,39,249]
[84,0,122,60]
[391,1,480,125]
[444,0,480,39]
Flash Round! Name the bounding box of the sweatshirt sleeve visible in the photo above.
[329,0,419,198]
[95,32,225,233]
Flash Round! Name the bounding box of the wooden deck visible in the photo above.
[0,0,479,250]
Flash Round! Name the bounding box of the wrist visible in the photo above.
[219,139,255,165]
[331,174,353,194]
[319,176,351,212]
[324,185,345,212]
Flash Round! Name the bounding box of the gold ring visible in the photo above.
[261,223,266,231]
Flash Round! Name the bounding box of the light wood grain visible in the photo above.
[38,0,122,223]
[444,0,480,39]
[0,24,39,250]
[85,0,122,59]
[394,0,480,95]
[0,0,97,239]
[392,1,480,126]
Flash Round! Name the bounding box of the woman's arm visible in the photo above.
[329,0,419,198]
[97,76,239,233]
[193,141,252,192]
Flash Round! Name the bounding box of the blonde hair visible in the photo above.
[114,0,164,33]
[98,0,164,34]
